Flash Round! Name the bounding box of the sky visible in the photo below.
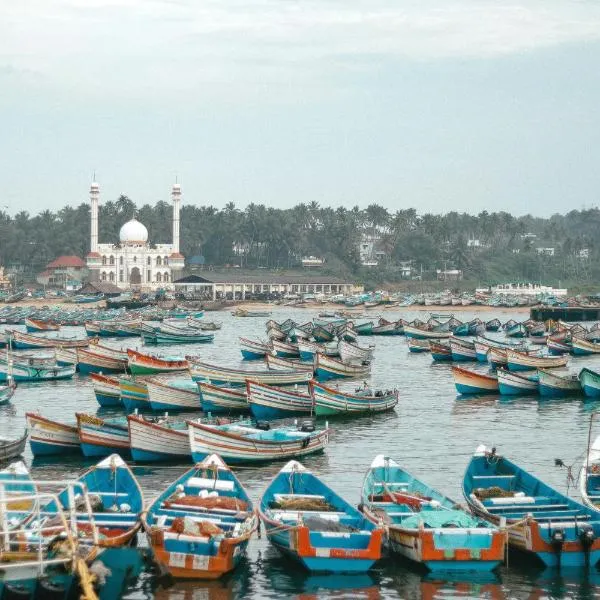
[2,0,600,217]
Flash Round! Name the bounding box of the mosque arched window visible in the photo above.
[156,256,162,267]
[163,272,169,283]
[109,255,115,266]
[101,256,107,266]
[164,256,169,265]
[101,271,107,281]
[133,256,137,263]
[156,272,162,283]
[147,256,151,266]
[109,272,115,282]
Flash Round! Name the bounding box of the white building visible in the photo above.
[86,182,185,290]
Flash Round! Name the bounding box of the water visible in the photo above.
[3,307,600,599]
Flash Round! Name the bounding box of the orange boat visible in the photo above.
[127,348,189,375]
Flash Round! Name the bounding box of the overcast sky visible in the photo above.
[2,1,600,216]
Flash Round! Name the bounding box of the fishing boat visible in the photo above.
[233,308,271,317]
[312,324,336,343]
[0,380,16,405]
[371,318,403,336]
[54,346,78,366]
[505,323,527,338]
[240,337,270,360]
[24,317,60,333]
[314,354,370,381]
[354,321,375,335]
[452,367,499,395]
[338,340,374,363]
[571,338,600,356]
[127,413,191,461]
[407,338,430,353]
[497,369,539,396]
[198,381,249,413]
[246,380,313,420]
[362,455,505,572]
[485,319,501,332]
[452,322,470,336]
[119,377,150,412]
[91,372,122,407]
[0,355,76,383]
[580,435,600,510]
[547,338,571,355]
[145,325,215,345]
[26,412,80,456]
[298,340,338,361]
[310,381,398,416]
[505,350,569,372]
[189,359,313,387]
[127,348,188,375]
[403,325,450,340]
[488,347,508,369]
[537,369,581,398]
[188,420,330,464]
[463,445,600,567]
[429,341,452,361]
[272,339,300,358]
[266,353,315,373]
[142,454,257,578]
[0,429,27,462]
[40,454,143,547]
[147,378,200,411]
[450,339,477,362]
[76,413,130,457]
[579,368,600,399]
[77,346,128,374]
[474,340,492,363]
[260,460,383,572]
[7,329,90,350]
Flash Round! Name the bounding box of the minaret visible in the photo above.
[171,182,181,254]
[90,181,99,254]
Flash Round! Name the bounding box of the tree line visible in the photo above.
[1,196,599,286]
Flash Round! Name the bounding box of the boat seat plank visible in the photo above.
[158,503,248,519]
[472,475,515,479]
[156,513,236,528]
[186,477,235,491]
[506,512,590,521]
[487,503,569,512]
[273,493,326,502]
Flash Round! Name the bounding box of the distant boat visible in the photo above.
[246,380,313,420]
[579,368,600,398]
[310,381,398,416]
[260,460,383,572]
[407,338,430,353]
[0,429,27,463]
[571,338,600,356]
[77,346,128,374]
[580,434,600,510]
[314,354,370,381]
[430,341,452,361]
[24,318,60,333]
[146,378,200,411]
[127,348,188,375]
[450,338,477,362]
[505,349,569,372]
[0,381,16,405]
[452,367,499,395]
[91,372,122,407]
[0,355,75,383]
[239,337,270,360]
[127,414,190,462]
[271,339,300,358]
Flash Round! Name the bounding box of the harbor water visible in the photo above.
[3,307,600,600]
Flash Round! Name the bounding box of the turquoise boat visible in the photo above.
[142,454,258,578]
[580,367,600,398]
[361,455,505,571]
[538,369,581,398]
[198,381,249,413]
[246,380,313,420]
[463,445,600,567]
[0,356,75,383]
[497,369,539,395]
[259,460,383,572]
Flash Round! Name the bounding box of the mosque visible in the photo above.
[86,182,185,290]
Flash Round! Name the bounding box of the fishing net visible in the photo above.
[169,516,223,537]
[164,495,248,512]
[474,487,515,500]
[303,516,358,533]
[75,494,104,512]
[400,510,479,529]
[269,498,336,512]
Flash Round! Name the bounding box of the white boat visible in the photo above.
[337,339,374,363]
[265,354,314,373]
[146,379,200,411]
[580,435,600,510]
[127,414,191,461]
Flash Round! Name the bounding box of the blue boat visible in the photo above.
[259,460,383,572]
[40,454,143,548]
[497,369,539,395]
[452,322,470,336]
[361,455,505,571]
[537,369,581,398]
[505,323,527,338]
[450,339,477,361]
[463,445,600,567]
[246,380,313,420]
[142,454,258,578]
[429,341,452,361]
[579,368,600,398]
[91,373,122,407]
[240,337,269,360]
[77,413,130,457]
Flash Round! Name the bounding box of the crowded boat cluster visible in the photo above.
[1,306,600,598]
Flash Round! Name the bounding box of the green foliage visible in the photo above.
[2,198,600,285]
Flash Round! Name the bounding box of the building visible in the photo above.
[37,255,87,290]
[173,273,355,300]
[536,247,555,257]
[358,233,387,267]
[436,269,463,281]
[301,256,324,267]
[85,181,185,290]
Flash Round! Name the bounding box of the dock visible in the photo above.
[530,305,600,322]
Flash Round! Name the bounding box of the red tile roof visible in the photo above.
[47,255,86,269]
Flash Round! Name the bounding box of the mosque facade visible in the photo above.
[86,182,185,290]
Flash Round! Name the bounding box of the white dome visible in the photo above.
[119,218,148,245]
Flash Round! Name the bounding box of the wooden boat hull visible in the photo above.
[8,330,90,349]
[311,381,397,416]
[506,350,569,372]
[127,349,188,375]
[497,369,538,396]
[119,378,150,412]
[198,382,248,413]
[579,368,600,398]
[272,339,300,358]
[572,338,600,356]
[314,354,370,381]
[0,361,75,383]
[78,349,128,374]
[147,379,200,411]
[77,413,130,457]
[537,369,581,398]
[128,415,190,461]
[27,412,79,456]
[91,373,122,407]
[403,326,450,340]
[239,337,269,360]
[429,342,452,361]
[450,341,477,362]
[452,367,498,395]
[246,380,313,420]
[188,422,330,464]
